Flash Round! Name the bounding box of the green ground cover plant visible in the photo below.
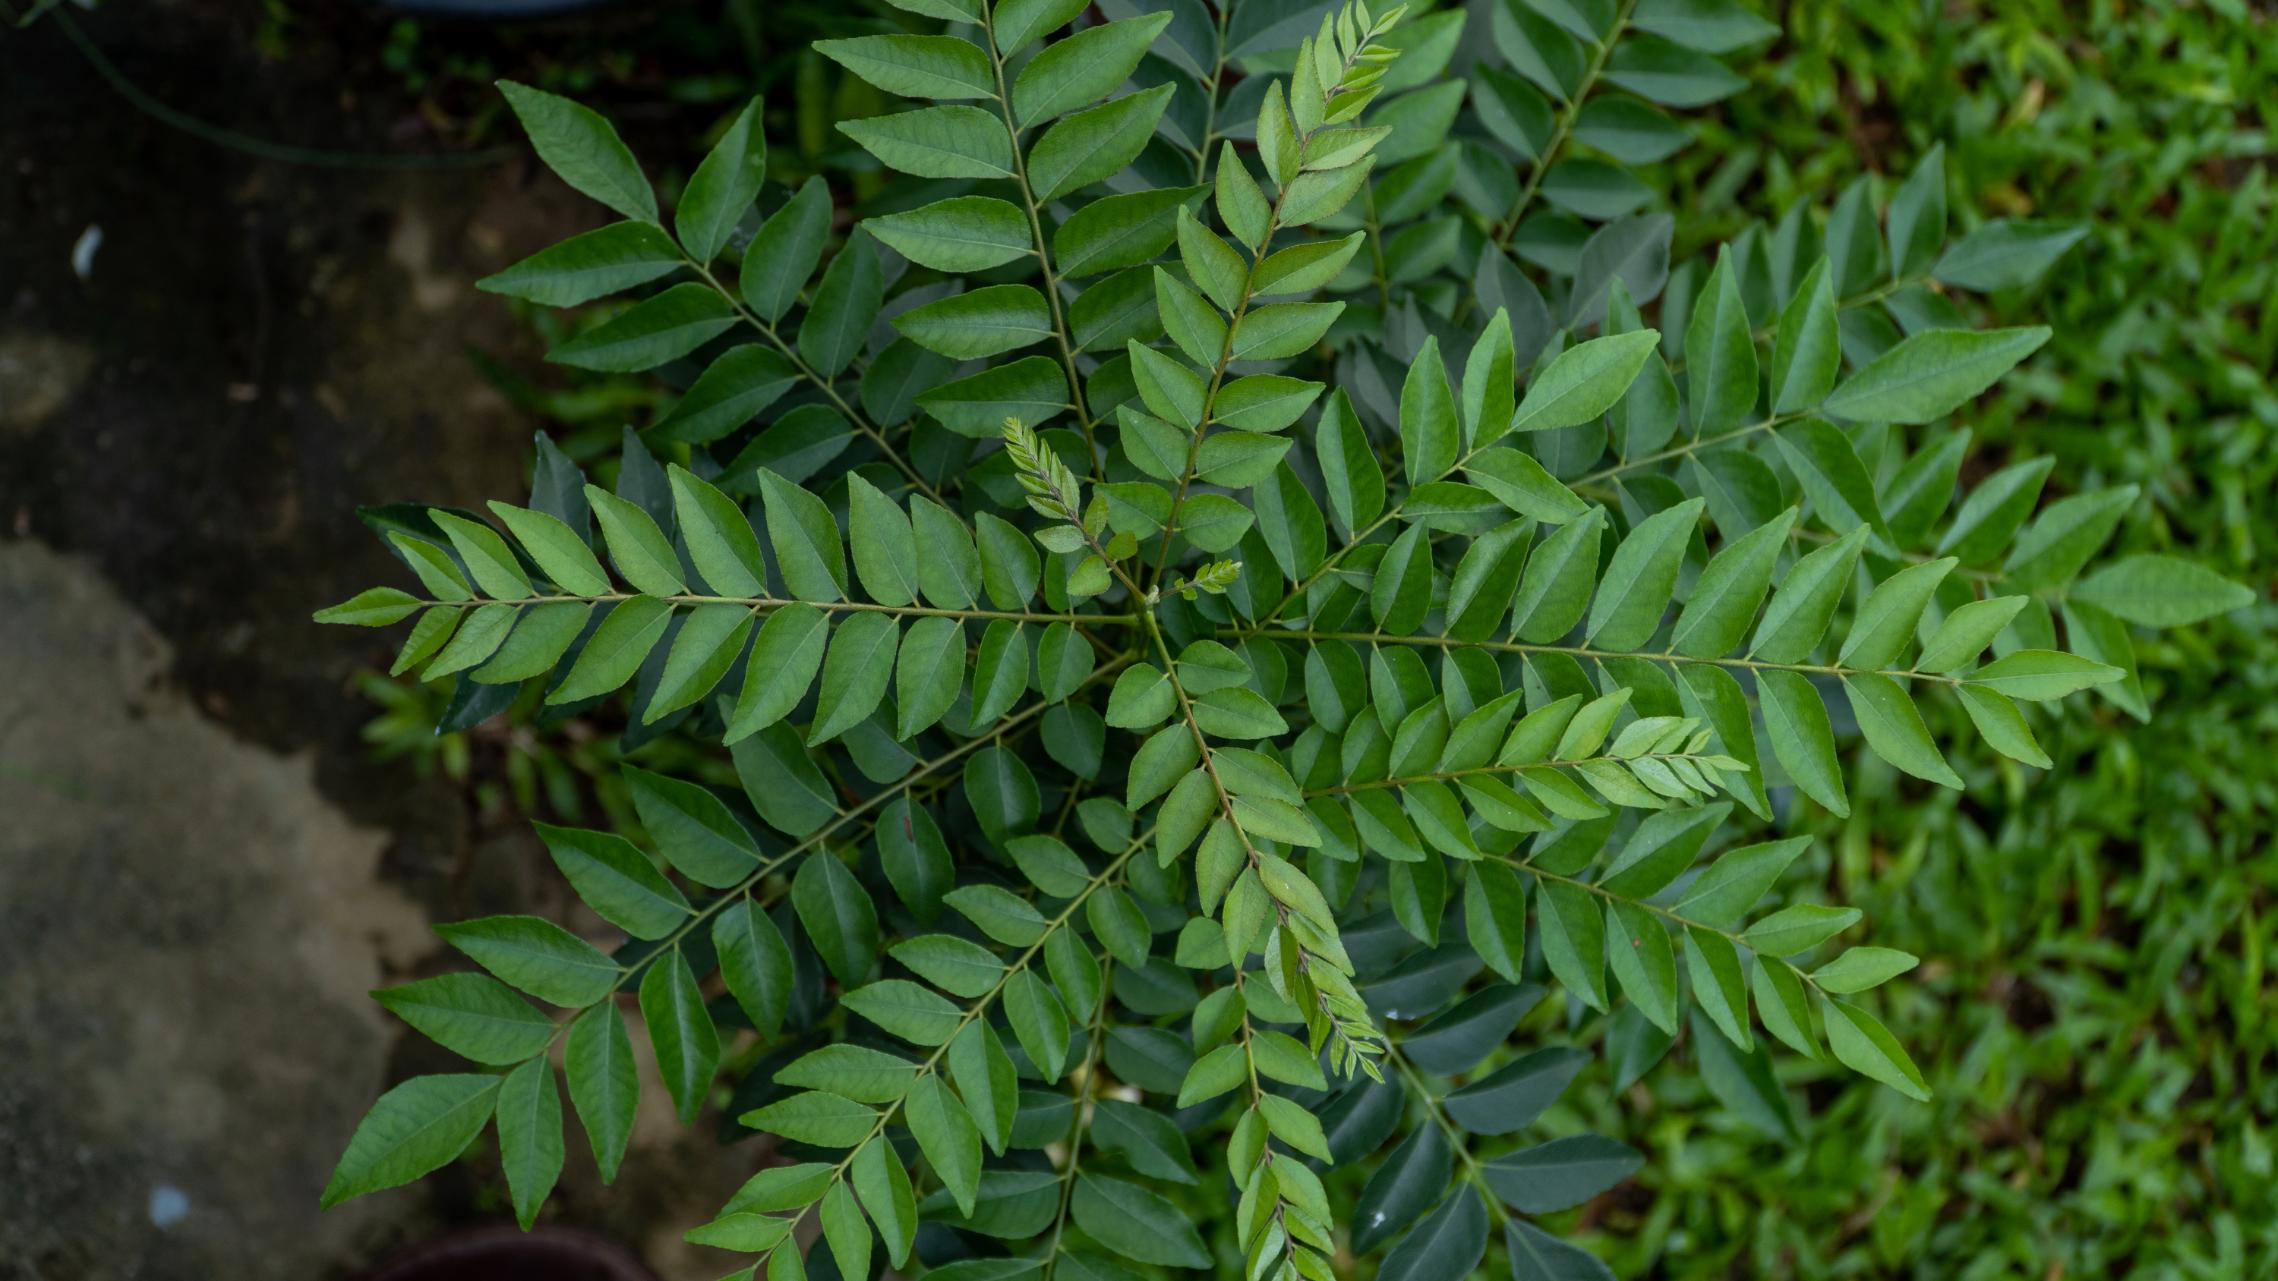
[1572,3,2278,1275]
[311,1,2259,1276]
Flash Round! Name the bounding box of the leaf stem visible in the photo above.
[1382,1038,1512,1229]
[1146,32,1380,590]
[1362,182,1393,313]
[1231,627,1965,685]
[618,663,1129,971]
[1489,0,1639,250]
[682,257,945,505]
[795,826,1152,1225]
[410,592,1139,625]
[1510,855,1852,1003]
[1037,955,1116,1281]
[1249,405,1814,634]
[1189,6,1232,186]
[1575,408,1805,487]
[980,7,1104,478]
[1661,275,1927,380]
[1303,749,1730,796]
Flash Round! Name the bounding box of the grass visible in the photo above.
[1578,2,2276,1275]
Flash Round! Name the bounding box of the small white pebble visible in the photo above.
[72,225,102,282]
[148,1183,189,1228]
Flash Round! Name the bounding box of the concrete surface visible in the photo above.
[0,5,754,1276]
[0,539,434,1278]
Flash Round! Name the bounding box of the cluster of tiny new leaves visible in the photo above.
[311,0,2257,1278]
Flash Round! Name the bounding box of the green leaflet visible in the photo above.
[1685,253,1757,436]
[489,501,610,595]
[845,978,965,1046]
[866,196,1032,273]
[2003,485,2140,591]
[896,616,967,738]
[744,1091,880,1148]
[549,282,737,372]
[435,915,621,1007]
[1318,389,1387,536]
[1772,419,1892,551]
[1027,85,1175,201]
[1466,448,1588,523]
[1822,326,2052,424]
[654,607,750,710]
[424,603,514,678]
[1603,899,1681,1035]
[794,852,881,986]
[313,586,423,627]
[800,231,885,377]
[896,285,1054,359]
[1372,523,1436,635]
[639,948,720,1123]
[1770,258,1839,413]
[1749,524,1867,663]
[1756,669,1849,816]
[499,81,655,222]
[1507,330,1660,437]
[905,1076,983,1216]
[669,465,766,595]
[1916,595,2028,673]
[1842,673,1962,789]
[1231,301,1345,361]
[758,469,848,602]
[496,1058,565,1231]
[1965,650,2122,701]
[1823,999,1930,1101]
[535,822,693,939]
[821,1180,872,1281]
[1933,218,2089,291]
[2070,554,2254,628]
[735,722,839,837]
[993,0,1085,54]
[1012,14,1172,126]
[430,512,532,600]
[742,177,834,322]
[1513,506,1607,643]
[847,474,922,607]
[549,596,672,703]
[727,602,829,740]
[817,33,994,101]
[478,221,682,307]
[585,484,686,597]
[1672,509,1794,658]
[1840,557,1955,670]
[853,1135,919,1268]
[373,972,555,1065]
[841,105,1013,179]
[1355,1125,1454,1253]
[1586,497,1703,651]
[473,602,589,684]
[1072,1175,1211,1268]
[322,1074,502,1209]
[1400,336,1460,485]
[566,1005,638,1183]
[677,97,767,263]
[713,899,793,1038]
[626,766,761,887]
[1057,186,1205,277]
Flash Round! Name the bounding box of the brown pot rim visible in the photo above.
[350,1223,655,1281]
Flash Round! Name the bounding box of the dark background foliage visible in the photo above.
[0,0,2268,1278]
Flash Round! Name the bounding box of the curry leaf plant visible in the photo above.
[314,3,2253,1278]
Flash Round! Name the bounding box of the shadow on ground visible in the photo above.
[0,6,747,1277]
